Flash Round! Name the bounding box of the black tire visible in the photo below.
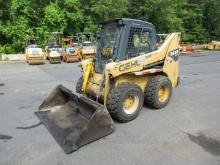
[49,57,52,64]
[144,75,172,109]
[213,45,216,50]
[76,76,83,94]
[107,83,144,123]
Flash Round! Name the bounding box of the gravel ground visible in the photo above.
[0,51,220,165]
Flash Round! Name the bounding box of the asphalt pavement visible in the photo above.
[0,51,220,165]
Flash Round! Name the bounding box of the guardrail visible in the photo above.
[0,54,25,61]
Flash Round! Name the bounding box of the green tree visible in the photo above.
[203,0,220,41]
[42,3,66,32]
[1,0,34,53]
[0,0,11,52]
[0,0,219,53]
[90,0,129,22]
[180,1,208,43]
[57,0,85,34]
[128,0,183,33]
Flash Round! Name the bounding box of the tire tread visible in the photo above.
[107,83,143,122]
[144,75,172,109]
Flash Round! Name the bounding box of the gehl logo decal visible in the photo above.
[119,60,140,72]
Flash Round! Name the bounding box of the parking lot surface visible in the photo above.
[0,51,220,165]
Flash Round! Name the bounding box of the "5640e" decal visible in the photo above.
[169,48,180,61]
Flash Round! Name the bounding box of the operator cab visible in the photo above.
[95,18,157,72]
[77,32,96,47]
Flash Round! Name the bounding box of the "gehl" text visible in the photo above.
[119,60,140,71]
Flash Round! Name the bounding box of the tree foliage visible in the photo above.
[0,0,219,53]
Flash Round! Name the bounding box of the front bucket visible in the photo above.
[35,85,115,154]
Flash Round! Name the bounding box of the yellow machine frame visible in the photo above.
[80,32,180,104]
[35,18,181,153]
[206,41,220,50]
[26,54,44,64]
[26,48,44,65]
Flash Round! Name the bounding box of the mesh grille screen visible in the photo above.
[126,27,151,58]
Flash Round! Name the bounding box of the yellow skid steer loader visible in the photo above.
[35,18,180,154]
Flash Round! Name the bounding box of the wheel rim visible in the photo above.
[158,85,169,103]
[123,93,139,115]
